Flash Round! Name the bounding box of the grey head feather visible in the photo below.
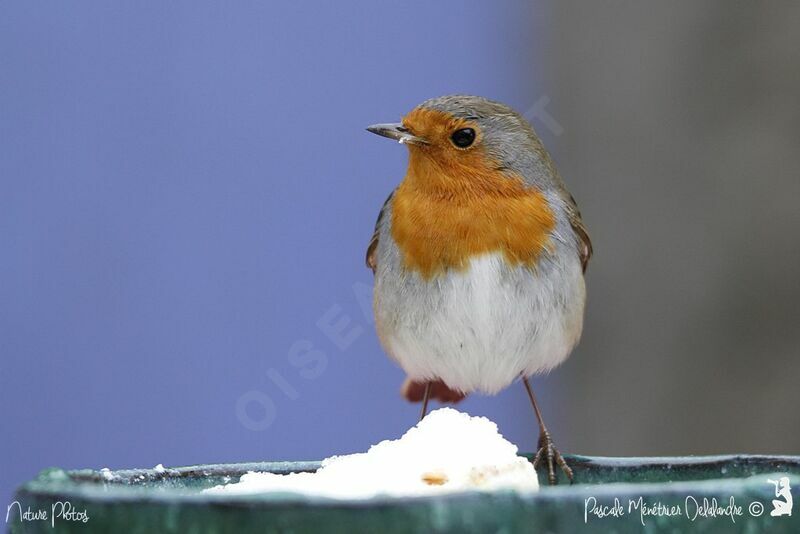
[417,95,562,192]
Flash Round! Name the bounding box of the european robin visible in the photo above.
[366,95,592,485]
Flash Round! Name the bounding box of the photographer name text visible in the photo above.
[584,495,765,525]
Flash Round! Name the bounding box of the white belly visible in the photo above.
[374,252,585,395]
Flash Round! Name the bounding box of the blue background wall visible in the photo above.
[0,2,560,505]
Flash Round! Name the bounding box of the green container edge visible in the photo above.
[9,454,800,533]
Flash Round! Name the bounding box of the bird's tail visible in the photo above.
[401,378,467,404]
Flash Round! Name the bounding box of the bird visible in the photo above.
[365,95,591,485]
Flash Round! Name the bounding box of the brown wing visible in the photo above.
[366,191,394,274]
[565,192,593,273]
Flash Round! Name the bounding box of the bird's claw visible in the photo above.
[532,431,573,485]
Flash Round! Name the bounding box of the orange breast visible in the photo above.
[391,151,555,279]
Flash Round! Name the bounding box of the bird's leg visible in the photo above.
[419,381,432,422]
[523,376,573,485]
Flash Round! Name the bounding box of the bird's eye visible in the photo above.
[450,128,476,148]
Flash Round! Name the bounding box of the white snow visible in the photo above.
[205,408,539,499]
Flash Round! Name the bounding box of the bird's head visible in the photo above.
[367,95,556,194]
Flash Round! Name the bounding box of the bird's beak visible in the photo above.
[366,123,428,146]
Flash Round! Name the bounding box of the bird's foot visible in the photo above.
[532,430,573,485]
